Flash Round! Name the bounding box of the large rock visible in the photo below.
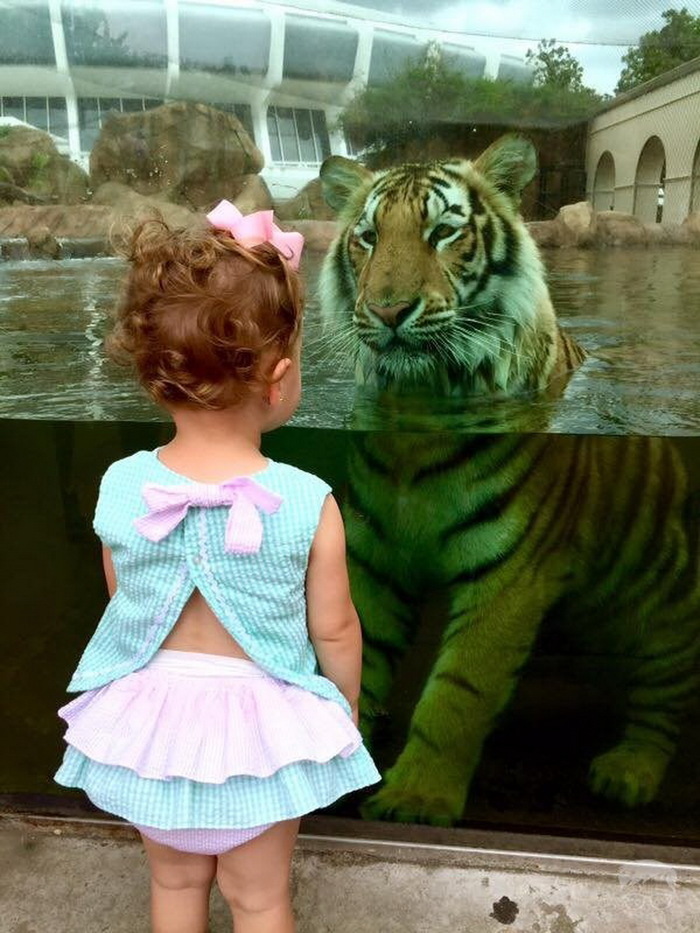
[682,211,700,241]
[91,182,195,229]
[0,125,89,204]
[595,210,648,246]
[232,174,273,214]
[90,101,265,210]
[0,204,112,237]
[274,178,337,222]
[556,201,597,245]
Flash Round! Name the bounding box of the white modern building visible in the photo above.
[0,0,534,197]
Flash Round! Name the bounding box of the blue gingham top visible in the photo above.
[66,449,347,711]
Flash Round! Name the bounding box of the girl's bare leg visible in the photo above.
[216,819,300,933]
[140,833,216,933]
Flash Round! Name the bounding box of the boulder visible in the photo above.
[232,174,273,215]
[556,201,596,246]
[91,182,195,229]
[90,101,265,210]
[595,210,648,246]
[682,211,700,241]
[25,224,61,259]
[280,219,338,253]
[0,205,113,238]
[274,178,337,222]
[526,220,566,248]
[0,125,89,204]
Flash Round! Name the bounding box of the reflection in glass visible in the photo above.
[0,1,55,66]
[267,106,330,165]
[179,3,269,75]
[1,97,25,122]
[48,98,69,138]
[283,15,358,83]
[368,31,428,86]
[61,0,167,68]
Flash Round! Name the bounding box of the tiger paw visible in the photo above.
[588,743,671,807]
[360,779,463,827]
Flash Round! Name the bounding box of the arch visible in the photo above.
[592,151,615,211]
[633,136,666,223]
[691,138,700,213]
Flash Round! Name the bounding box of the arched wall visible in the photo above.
[691,139,700,213]
[587,67,700,223]
[634,136,665,222]
[592,151,615,211]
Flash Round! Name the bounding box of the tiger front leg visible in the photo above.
[589,614,700,807]
[362,595,548,826]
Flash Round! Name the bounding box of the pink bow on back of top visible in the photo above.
[207,200,304,270]
[134,477,283,555]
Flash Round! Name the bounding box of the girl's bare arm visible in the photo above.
[306,496,362,724]
[102,546,117,597]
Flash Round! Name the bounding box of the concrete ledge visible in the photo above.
[2,814,700,932]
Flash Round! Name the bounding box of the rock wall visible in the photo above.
[0,126,89,206]
[90,101,266,211]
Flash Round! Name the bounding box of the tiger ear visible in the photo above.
[473,135,537,204]
[320,156,374,212]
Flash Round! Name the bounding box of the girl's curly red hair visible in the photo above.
[109,215,304,409]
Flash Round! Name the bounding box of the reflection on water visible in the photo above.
[1,248,700,435]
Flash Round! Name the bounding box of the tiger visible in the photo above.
[317,134,700,827]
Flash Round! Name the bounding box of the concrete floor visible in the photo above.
[2,815,700,933]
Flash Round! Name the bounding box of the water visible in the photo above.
[1,248,699,434]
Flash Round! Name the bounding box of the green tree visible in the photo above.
[616,7,700,93]
[525,39,587,92]
[339,50,602,160]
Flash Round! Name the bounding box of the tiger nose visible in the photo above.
[366,300,414,328]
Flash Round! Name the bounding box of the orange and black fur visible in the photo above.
[318,135,700,826]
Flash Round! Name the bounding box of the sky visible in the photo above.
[342,0,700,93]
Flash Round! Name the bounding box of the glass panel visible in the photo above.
[48,98,69,138]
[295,109,317,162]
[120,97,144,112]
[267,108,282,162]
[77,96,100,150]
[179,3,269,75]
[3,0,700,871]
[0,1,55,66]
[310,110,331,160]
[368,31,428,86]
[99,98,122,118]
[61,0,167,68]
[283,15,358,82]
[276,106,300,162]
[24,97,48,131]
[2,97,26,122]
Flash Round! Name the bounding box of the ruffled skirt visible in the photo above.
[55,650,380,853]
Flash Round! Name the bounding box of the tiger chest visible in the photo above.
[345,434,493,582]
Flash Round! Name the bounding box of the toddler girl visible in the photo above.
[54,202,380,933]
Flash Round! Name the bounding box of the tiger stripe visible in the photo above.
[319,136,700,825]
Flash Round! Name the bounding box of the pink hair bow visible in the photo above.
[207,200,304,270]
[134,477,283,555]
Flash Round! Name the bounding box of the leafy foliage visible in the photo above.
[339,50,602,157]
[525,39,589,93]
[616,7,700,93]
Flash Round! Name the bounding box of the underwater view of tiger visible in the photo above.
[318,134,700,827]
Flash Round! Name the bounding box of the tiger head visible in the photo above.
[318,135,567,396]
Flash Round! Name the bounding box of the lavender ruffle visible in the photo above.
[58,650,361,784]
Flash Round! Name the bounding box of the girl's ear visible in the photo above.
[267,357,292,404]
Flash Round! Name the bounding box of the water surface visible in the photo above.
[1,248,699,434]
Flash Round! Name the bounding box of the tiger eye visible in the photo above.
[357,229,377,247]
[429,224,458,247]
